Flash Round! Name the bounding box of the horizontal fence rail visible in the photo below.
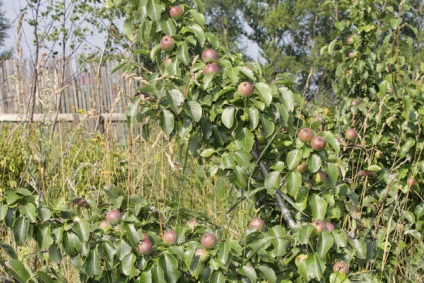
[0,113,126,122]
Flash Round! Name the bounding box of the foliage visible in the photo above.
[0,187,366,282]
[1,0,424,282]
[0,0,8,48]
[204,0,245,53]
[242,0,337,97]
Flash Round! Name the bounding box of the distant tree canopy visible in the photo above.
[205,0,424,103]
[0,0,8,44]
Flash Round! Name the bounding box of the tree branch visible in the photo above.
[251,140,298,229]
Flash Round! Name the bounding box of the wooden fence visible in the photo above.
[0,57,138,139]
[0,57,137,114]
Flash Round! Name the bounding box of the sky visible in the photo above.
[2,0,107,61]
[3,0,25,54]
[2,0,261,62]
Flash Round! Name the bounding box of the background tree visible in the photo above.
[205,0,245,52]
[0,0,10,59]
[206,0,344,103]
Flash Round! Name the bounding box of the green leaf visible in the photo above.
[189,24,206,47]
[160,109,175,135]
[349,238,367,259]
[221,153,235,169]
[200,148,216,158]
[62,231,82,257]
[0,242,18,259]
[235,128,254,152]
[39,207,52,221]
[323,131,340,154]
[265,171,281,190]
[258,265,277,283]
[335,21,345,31]
[317,231,334,258]
[122,223,141,250]
[277,103,289,125]
[16,188,33,196]
[329,272,351,283]
[226,67,239,85]
[234,166,248,188]
[309,195,328,220]
[238,66,256,81]
[160,19,176,35]
[305,253,326,280]
[12,216,29,246]
[178,44,190,65]
[146,0,164,22]
[307,154,322,173]
[415,203,424,219]
[188,101,202,122]
[269,226,289,257]
[85,248,102,278]
[255,82,272,107]
[217,241,231,266]
[0,204,8,221]
[261,116,275,138]
[332,230,347,249]
[49,244,62,265]
[222,106,235,129]
[238,265,257,283]
[190,10,206,26]
[286,171,302,197]
[116,239,132,261]
[123,18,134,41]
[122,253,137,278]
[399,138,415,158]
[36,271,56,283]
[74,219,90,242]
[139,267,153,283]
[150,44,161,62]
[5,259,32,283]
[168,89,185,113]
[152,264,166,282]
[249,107,259,130]
[327,163,339,185]
[279,87,294,112]
[298,225,316,245]
[367,165,382,172]
[234,150,252,166]
[101,241,115,262]
[206,32,219,48]
[403,211,415,223]
[160,253,180,283]
[209,271,226,283]
[328,39,337,56]
[287,149,303,170]
[35,224,53,250]
[203,71,215,89]
[19,203,37,223]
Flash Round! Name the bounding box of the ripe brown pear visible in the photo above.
[163,230,178,245]
[202,48,219,62]
[248,218,265,231]
[169,6,183,20]
[333,261,349,275]
[105,209,121,225]
[201,232,217,248]
[297,128,314,143]
[237,82,254,97]
[160,35,175,51]
[311,136,327,151]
